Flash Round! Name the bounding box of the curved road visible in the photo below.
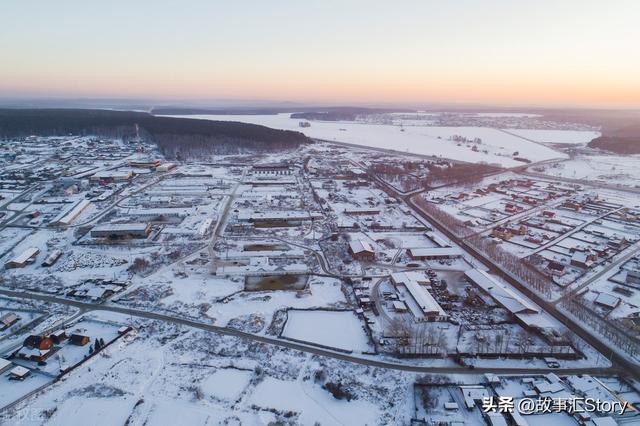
[0,288,615,376]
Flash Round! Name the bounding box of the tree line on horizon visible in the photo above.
[0,108,310,158]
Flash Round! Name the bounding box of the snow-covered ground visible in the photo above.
[161,113,570,167]
[2,313,413,426]
[281,310,372,352]
[506,129,600,145]
[249,376,380,425]
[536,153,640,188]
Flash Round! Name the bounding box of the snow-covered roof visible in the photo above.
[349,240,374,254]
[464,268,539,315]
[408,247,462,258]
[0,358,11,370]
[18,346,49,358]
[592,417,617,426]
[424,232,450,248]
[126,207,187,217]
[594,293,619,309]
[51,199,91,225]
[487,412,508,426]
[391,272,446,317]
[9,366,30,377]
[238,211,322,221]
[343,207,380,214]
[534,381,564,394]
[7,247,39,265]
[403,279,446,317]
[91,222,150,233]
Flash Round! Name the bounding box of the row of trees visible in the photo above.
[0,109,309,158]
[414,197,640,360]
[413,197,553,297]
[422,163,500,187]
[387,317,448,356]
[561,297,640,358]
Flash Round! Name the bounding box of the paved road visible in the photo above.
[0,288,615,376]
[208,172,244,274]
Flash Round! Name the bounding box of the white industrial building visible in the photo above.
[391,272,448,321]
[463,268,554,330]
[90,223,152,239]
[50,199,91,226]
[5,247,40,269]
[407,247,462,260]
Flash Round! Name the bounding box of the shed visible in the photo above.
[0,313,19,329]
[69,334,90,346]
[0,358,12,374]
[9,366,30,380]
[5,247,40,269]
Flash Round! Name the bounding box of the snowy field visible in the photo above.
[537,154,640,188]
[281,310,371,352]
[1,312,412,426]
[200,368,252,401]
[506,129,600,145]
[249,376,380,425]
[161,114,570,167]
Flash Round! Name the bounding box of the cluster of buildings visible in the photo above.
[390,272,448,322]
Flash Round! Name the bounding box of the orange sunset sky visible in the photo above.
[1,0,639,108]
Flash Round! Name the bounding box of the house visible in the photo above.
[608,236,627,250]
[343,208,381,216]
[252,163,292,175]
[454,192,468,200]
[392,301,408,312]
[594,293,620,310]
[504,203,522,214]
[16,346,55,363]
[69,334,90,346]
[546,261,566,276]
[23,335,53,350]
[0,313,19,330]
[570,252,592,269]
[156,162,176,172]
[562,201,582,211]
[9,366,30,381]
[594,246,609,258]
[464,268,541,328]
[348,240,375,261]
[506,224,527,236]
[626,268,640,285]
[525,235,543,244]
[118,326,133,335]
[50,329,67,344]
[541,210,555,218]
[491,227,512,241]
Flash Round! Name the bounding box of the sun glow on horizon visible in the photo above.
[1,0,639,108]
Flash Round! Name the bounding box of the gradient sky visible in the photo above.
[1,0,639,107]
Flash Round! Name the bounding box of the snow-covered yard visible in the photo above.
[281,310,372,352]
